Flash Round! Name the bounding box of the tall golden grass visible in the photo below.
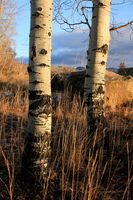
[0,87,132,199]
[0,61,133,199]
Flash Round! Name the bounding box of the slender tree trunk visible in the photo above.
[22,0,53,184]
[84,0,111,132]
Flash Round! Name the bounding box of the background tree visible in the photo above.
[0,0,15,39]
[0,0,16,74]
[54,0,133,132]
[84,0,111,132]
[21,0,53,189]
[119,62,127,69]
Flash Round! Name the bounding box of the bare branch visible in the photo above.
[81,7,91,29]
[110,21,133,32]
[53,0,92,31]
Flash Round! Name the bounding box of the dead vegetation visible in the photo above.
[0,61,133,199]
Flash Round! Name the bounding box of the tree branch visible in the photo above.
[81,7,91,29]
[110,21,133,32]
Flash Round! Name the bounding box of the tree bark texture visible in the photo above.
[22,0,53,184]
[84,0,111,132]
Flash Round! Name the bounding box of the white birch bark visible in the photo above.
[22,0,53,183]
[84,0,111,131]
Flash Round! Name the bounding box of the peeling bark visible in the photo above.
[21,0,53,188]
[84,0,111,133]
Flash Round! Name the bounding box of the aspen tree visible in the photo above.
[22,0,53,184]
[55,0,132,133]
[84,0,111,132]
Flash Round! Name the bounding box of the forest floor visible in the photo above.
[0,66,133,200]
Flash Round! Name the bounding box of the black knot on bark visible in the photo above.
[37,7,42,11]
[29,95,52,116]
[100,44,108,54]
[32,12,43,17]
[34,25,43,29]
[101,61,105,65]
[40,49,47,55]
[97,85,104,94]
[38,63,47,67]
[31,46,36,61]
[48,32,51,37]
[98,2,105,7]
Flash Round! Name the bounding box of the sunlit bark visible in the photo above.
[22,0,53,184]
[84,0,111,132]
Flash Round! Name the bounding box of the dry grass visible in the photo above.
[105,79,133,110]
[51,65,76,74]
[0,90,132,199]
[0,62,133,199]
[50,92,133,200]
[0,61,28,89]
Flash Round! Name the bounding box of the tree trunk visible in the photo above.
[84,0,111,132]
[21,0,53,184]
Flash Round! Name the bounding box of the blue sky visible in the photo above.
[14,0,133,68]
